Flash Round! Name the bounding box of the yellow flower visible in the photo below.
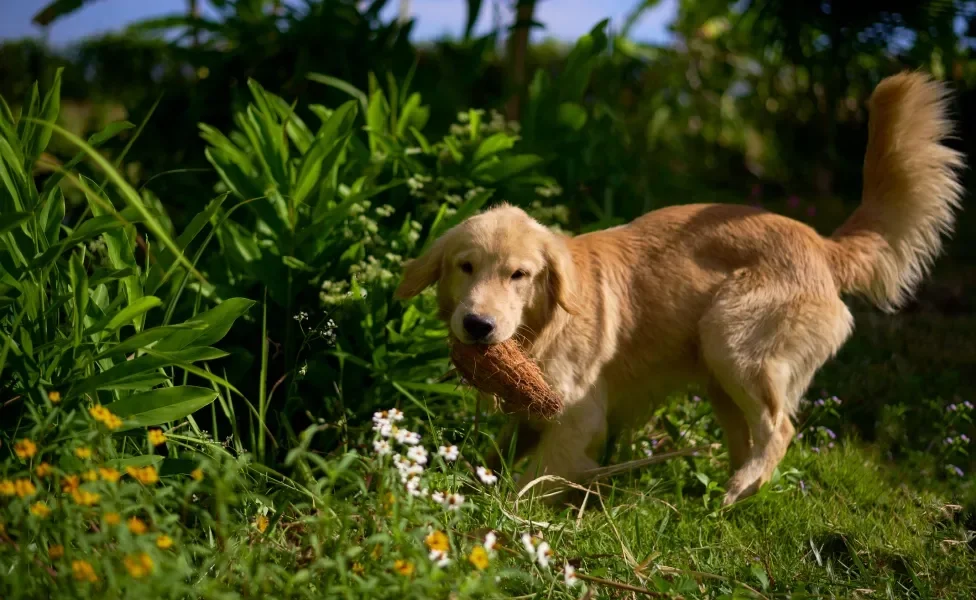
[351,562,364,576]
[62,475,80,493]
[156,534,173,549]
[74,447,93,460]
[15,479,36,498]
[71,559,98,583]
[425,530,449,553]
[254,515,269,533]
[190,468,204,481]
[125,466,159,485]
[14,439,37,459]
[393,559,414,577]
[104,512,121,525]
[71,489,101,506]
[48,390,61,404]
[127,517,148,535]
[147,429,167,446]
[30,502,51,518]
[468,546,489,570]
[0,480,15,496]
[123,552,154,578]
[89,405,110,422]
[82,469,98,482]
[35,462,53,478]
[103,413,123,430]
[48,544,64,559]
[98,467,121,482]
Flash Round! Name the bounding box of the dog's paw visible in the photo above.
[722,472,761,506]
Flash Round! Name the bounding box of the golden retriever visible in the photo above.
[395,72,964,506]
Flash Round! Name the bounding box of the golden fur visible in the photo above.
[395,72,965,505]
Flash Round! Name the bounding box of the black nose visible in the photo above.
[462,314,496,340]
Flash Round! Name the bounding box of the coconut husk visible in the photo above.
[449,337,563,420]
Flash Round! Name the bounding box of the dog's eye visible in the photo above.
[511,270,528,281]
[460,262,473,274]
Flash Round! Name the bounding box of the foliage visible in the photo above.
[2,1,976,597]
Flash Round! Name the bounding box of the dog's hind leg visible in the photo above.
[699,269,853,505]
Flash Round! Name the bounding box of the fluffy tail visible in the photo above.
[827,71,965,312]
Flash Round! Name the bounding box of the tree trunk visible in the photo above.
[505,0,536,121]
[398,0,411,25]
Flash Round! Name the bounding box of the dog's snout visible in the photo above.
[462,314,496,340]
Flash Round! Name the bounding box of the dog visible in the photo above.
[395,72,964,506]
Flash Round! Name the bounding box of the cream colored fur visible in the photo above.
[395,72,965,506]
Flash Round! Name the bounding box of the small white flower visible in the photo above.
[399,463,424,481]
[406,445,429,465]
[431,491,446,505]
[395,429,420,445]
[293,311,308,322]
[476,466,498,486]
[405,476,427,497]
[388,408,404,422]
[298,363,307,376]
[372,410,388,423]
[437,445,459,461]
[373,439,392,456]
[377,422,394,437]
[444,493,465,511]
[429,550,451,567]
[563,562,578,586]
[521,533,537,556]
[536,541,552,568]
[484,531,498,556]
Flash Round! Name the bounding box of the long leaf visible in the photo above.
[105,386,219,431]
[69,347,228,398]
[153,298,256,352]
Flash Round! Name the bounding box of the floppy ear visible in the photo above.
[544,234,582,316]
[395,235,448,300]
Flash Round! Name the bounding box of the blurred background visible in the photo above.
[2,0,974,490]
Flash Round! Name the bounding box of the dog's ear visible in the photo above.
[395,234,448,300]
[544,234,582,316]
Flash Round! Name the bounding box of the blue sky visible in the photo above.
[0,0,677,46]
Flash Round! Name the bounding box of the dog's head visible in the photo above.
[395,204,580,344]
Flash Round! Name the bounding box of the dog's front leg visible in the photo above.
[513,382,608,504]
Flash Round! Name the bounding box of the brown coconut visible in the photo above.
[449,337,563,420]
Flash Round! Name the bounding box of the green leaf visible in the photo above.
[27,67,62,163]
[92,323,207,361]
[85,296,162,337]
[307,74,368,114]
[153,298,256,352]
[70,347,228,397]
[472,132,518,163]
[0,212,29,236]
[106,386,219,431]
[557,102,588,131]
[69,252,88,345]
[472,154,544,182]
[293,134,350,208]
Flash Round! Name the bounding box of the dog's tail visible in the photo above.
[826,71,965,312]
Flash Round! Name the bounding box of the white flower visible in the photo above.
[431,491,446,505]
[536,541,552,569]
[388,408,404,422]
[521,533,537,556]
[406,446,429,465]
[429,550,451,567]
[377,422,394,438]
[405,476,427,497]
[437,445,459,461]
[395,428,420,445]
[373,439,391,456]
[484,531,498,556]
[444,493,465,511]
[372,411,388,424]
[476,466,498,485]
[293,311,308,322]
[563,562,578,587]
[399,463,424,481]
